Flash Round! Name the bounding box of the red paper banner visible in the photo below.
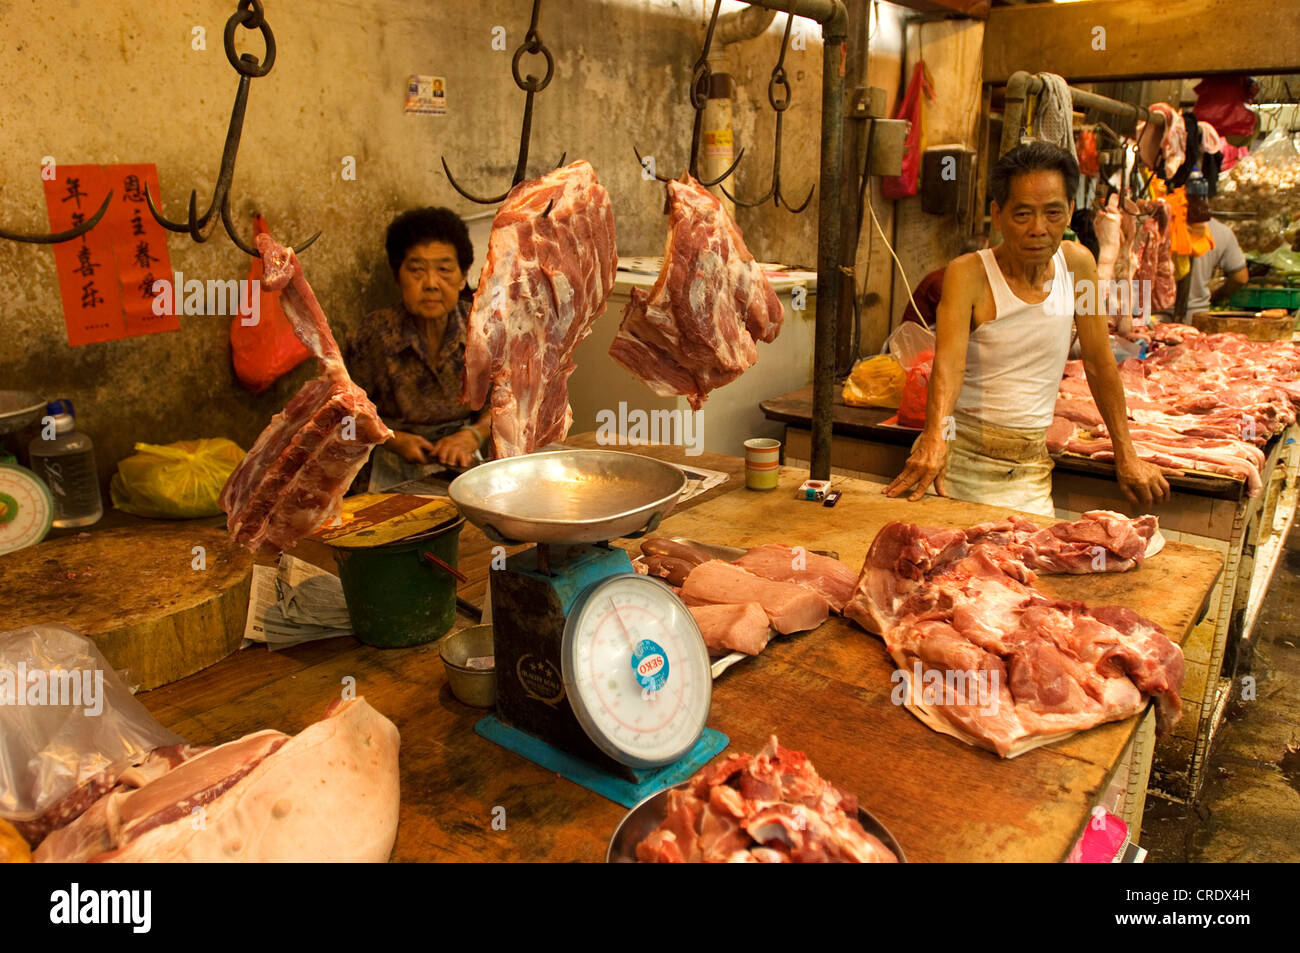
[43,165,125,346]
[103,164,178,337]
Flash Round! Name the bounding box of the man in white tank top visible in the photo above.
[885,142,1169,515]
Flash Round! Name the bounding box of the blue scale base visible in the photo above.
[475,714,729,808]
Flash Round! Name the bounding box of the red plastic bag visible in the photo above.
[896,348,934,429]
[231,215,311,393]
[881,62,934,200]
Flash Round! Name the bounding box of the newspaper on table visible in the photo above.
[243,554,353,650]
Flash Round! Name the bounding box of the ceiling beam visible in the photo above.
[885,0,990,17]
[983,0,1300,84]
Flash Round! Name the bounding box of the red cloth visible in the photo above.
[900,268,946,327]
[881,62,934,201]
[1193,76,1257,139]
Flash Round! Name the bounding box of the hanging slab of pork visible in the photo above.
[609,174,783,410]
[462,159,618,458]
[34,697,400,862]
[219,233,392,554]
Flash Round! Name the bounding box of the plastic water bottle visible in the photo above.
[28,399,103,528]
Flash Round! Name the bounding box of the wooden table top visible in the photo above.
[135,434,1223,862]
[760,384,1250,500]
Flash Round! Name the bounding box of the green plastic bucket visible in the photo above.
[332,517,465,648]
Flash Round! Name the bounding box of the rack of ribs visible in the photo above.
[219,233,392,554]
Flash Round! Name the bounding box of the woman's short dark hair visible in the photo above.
[989,142,1080,207]
[385,207,473,276]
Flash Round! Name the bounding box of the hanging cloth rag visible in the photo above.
[880,61,934,200]
[1136,104,1186,182]
[1198,121,1224,195]
[1033,73,1078,162]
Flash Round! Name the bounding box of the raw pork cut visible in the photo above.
[843,515,1184,757]
[688,603,772,656]
[733,544,858,612]
[609,175,783,409]
[463,159,617,457]
[220,233,392,554]
[1049,329,1300,496]
[680,560,829,634]
[635,736,898,863]
[34,698,400,862]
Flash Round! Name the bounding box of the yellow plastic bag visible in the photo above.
[842,354,906,408]
[110,439,246,519]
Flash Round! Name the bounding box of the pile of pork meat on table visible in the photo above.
[1050,323,1300,496]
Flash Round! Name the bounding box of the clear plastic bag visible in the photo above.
[110,438,245,518]
[0,625,182,827]
[886,321,937,369]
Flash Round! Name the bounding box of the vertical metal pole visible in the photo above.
[811,10,848,481]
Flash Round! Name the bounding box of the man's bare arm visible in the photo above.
[884,255,978,500]
[1067,243,1170,509]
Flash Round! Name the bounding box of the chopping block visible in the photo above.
[0,524,253,690]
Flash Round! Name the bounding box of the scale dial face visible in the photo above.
[0,465,54,556]
[562,574,711,770]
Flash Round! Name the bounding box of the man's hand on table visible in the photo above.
[1115,457,1171,510]
[884,435,949,502]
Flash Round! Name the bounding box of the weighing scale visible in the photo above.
[0,392,52,556]
[449,450,727,804]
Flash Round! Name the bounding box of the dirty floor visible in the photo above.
[1141,519,1300,862]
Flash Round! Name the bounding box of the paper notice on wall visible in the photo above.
[102,164,178,337]
[405,74,447,115]
[43,165,126,346]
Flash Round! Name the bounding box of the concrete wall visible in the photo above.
[0,0,982,492]
[1,0,792,486]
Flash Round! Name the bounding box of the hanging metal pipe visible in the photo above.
[736,0,847,481]
[1001,70,1166,156]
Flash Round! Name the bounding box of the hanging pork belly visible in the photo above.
[461,159,618,458]
[219,233,393,554]
[609,174,784,410]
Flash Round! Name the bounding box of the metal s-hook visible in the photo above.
[721,12,813,213]
[145,0,319,255]
[0,190,115,244]
[442,0,567,204]
[632,0,745,188]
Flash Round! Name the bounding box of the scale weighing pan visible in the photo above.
[448,449,687,544]
[606,784,907,863]
[0,392,45,436]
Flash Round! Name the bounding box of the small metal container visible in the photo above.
[439,624,497,707]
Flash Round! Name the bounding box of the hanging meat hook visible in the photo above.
[145,0,319,255]
[441,0,566,205]
[632,0,744,188]
[721,12,813,212]
[0,190,114,245]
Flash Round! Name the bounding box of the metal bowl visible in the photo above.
[0,392,45,436]
[607,784,907,863]
[448,450,687,544]
[439,624,497,707]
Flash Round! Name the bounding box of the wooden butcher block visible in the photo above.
[0,525,252,690]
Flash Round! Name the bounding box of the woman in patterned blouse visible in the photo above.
[347,207,491,491]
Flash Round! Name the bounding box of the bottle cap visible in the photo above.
[46,398,75,418]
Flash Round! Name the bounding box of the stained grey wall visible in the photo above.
[2,0,829,485]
